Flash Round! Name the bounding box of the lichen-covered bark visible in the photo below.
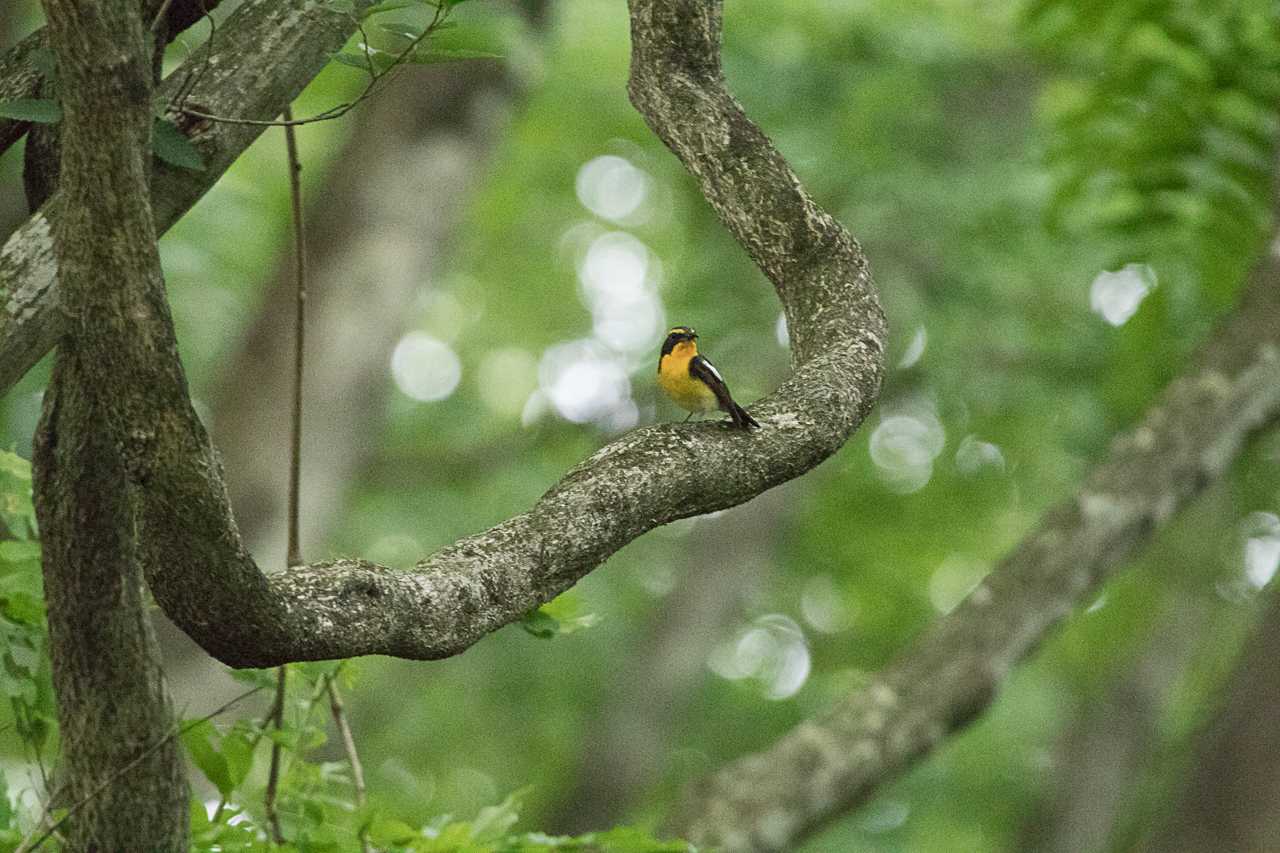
[33,0,189,847]
[669,237,1280,852]
[0,0,367,393]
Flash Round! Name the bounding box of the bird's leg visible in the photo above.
[683,412,694,423]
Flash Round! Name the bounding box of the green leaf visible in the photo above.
[0,451,35,540]
[0,665,37,703]
[0,592,45,627]
[331,48,398,75]
[579,825,696,851]
[181,719,234,797]
[189,797,211,834]
[153,118,205,171]
[0,769,12,829]
[221,729,255,790]
[0,541,40,564]
[519,608,559,639]
[0,98,61,123]
[470,791,523,841]
[228,667,277,690]
[0,452,30,482]
[377,22,426,46]
[331,51,378,71]
[368,815,419,846]
[410,48,503,64]
[7,643,39,675]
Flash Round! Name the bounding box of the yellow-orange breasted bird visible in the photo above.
[657,326,759,429]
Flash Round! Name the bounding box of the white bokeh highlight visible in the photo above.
[869,398,946,493]
[391,331,462,402]
[1090,263,1157,326]
[708,614,812,700]
[575,155,651,223]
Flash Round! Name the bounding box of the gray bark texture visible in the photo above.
[32,0,189,848]
[670,235,1280,851]
[29,0,881,670]
[0,0,372,394]
[1143,585,1280,852]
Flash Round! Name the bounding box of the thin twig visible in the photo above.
[327,673,371,853]
[263,665,288,845]
[149,0,177,34]
[17,686,265,853]
[284,104,306,570]
[265,98,309,845]
[174,2,445,128]
[169,3,217,111]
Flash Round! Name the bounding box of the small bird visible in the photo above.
[657,326,759,429]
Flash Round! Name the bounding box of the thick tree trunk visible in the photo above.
[34,384,188,849]
[32,0,189,847]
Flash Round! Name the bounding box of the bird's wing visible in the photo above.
[690,354,736,413]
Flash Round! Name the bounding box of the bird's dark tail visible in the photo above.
[729,401,760,430]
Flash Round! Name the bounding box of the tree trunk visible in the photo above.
[34,382,188,850]
[32,0,190,846]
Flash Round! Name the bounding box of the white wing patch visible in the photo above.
[699,356,725,385]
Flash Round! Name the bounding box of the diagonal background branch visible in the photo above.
[668,225,1280,851]
[0,0,371,394]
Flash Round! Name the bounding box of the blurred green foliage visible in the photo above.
[1,0,1278,849]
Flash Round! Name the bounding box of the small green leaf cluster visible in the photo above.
[362,792,694,852]
[1027,0,1279,274]
[181,657,689,852]
[329,0,500,77]
[154,116,206,171]
[520,591,600,640]
[0,450,49,727]
[0,450,53,848]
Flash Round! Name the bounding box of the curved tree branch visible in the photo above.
[669,234,1280,851]
[37,0,884,671]
[0,0,368,394]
